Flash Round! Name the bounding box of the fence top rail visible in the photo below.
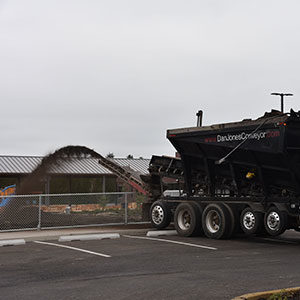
[0,192,136,198]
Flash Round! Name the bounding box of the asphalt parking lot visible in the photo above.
[1,229,300,300]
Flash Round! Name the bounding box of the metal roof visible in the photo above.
[0,155,150,176]
[112,158,150,175]
[0,156,41,174]
[47,157,112,175]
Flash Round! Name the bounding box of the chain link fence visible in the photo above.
[0,192,145,231]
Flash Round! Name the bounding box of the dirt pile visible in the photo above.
[17,145,104,195]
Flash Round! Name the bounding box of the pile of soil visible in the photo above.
[17,145,105,195]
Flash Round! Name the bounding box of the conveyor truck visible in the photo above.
[142,108,300,239]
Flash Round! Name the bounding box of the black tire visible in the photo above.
[150,200,171,229]
[202,203,232,239]
[224,204,239,238]
[193,202,204,236]
[240,207,263,236]
[264,207,287,236]
[174,202,202,237]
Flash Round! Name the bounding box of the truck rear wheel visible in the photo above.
[224,204,239,238]
[240,207,263,235]
[174,202,202,237]
[264,207,287,236]
[150,200,171,229]
[202,203,232,239]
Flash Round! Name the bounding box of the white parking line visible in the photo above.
[123,235,217,251]
[34,241,111,258]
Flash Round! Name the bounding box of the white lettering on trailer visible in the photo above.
[217,131,267,143]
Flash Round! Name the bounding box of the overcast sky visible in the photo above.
[0,1,299,158]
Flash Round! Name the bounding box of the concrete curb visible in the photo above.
[0,227,153,242]
[0,239,26,247]
[146,230,178,237]
[58,233,120,242]
[232,287,300,300]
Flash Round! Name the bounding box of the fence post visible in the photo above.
[124,193,128,225]
[37,195,42,230]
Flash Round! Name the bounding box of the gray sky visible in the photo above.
[0,0,299,158]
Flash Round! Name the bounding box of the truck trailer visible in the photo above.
[142,108,300,239]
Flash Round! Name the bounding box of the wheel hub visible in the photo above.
[152,205,164,225]
[206,210,220,233]
[177,210,191,230]
[267,211,280,231]
[243,212,256,230]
